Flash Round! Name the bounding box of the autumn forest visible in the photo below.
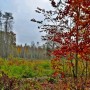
[0,0,90,90]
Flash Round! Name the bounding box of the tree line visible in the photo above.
[0,11,50,60]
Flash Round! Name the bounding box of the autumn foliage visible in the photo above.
[50,0,90,78]
[31,0,90,81]
[31,0,90,90]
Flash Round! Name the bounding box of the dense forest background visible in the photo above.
[0,11,51,60]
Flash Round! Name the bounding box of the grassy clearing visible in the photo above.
[0,58,90,89]
[0,57,90,78]
[0,58,53,78]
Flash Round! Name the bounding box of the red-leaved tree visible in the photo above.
[31,0,90,78]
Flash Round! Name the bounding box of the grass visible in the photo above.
[0,58,90,89]
[0,58,53,78]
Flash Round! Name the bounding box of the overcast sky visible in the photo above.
[0,0,54,45]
